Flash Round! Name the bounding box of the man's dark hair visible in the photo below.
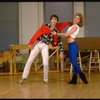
[50,14,59,21]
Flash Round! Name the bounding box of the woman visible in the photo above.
[52,12,88,84]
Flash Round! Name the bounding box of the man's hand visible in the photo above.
[28,45,32,50]
[28,41,37,50]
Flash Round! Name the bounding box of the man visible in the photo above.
[19,14,70,84]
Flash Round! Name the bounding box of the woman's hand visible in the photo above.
[57,33,61,36]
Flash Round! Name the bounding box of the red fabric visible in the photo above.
[56,21,71,32]
[28,21,71,45]
[51,21,71,46]
[28,24,51,45]
[51,34,58,47]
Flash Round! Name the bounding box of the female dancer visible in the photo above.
[52,12,88,84]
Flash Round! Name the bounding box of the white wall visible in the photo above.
[19,2,44,44]
[74,2,85,37]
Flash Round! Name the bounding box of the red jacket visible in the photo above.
[28,21,71,46]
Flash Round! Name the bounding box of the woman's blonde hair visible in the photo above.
[75,12,84,27]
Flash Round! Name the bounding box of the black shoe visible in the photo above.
[79,72,88,84]
[68,74,77,84]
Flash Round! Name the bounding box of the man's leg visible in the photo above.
[59,52,64,72]
[19,43,40,84]
[60,60,64,72]
[41,43,49,83]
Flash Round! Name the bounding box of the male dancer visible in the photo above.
[19,14,70,84]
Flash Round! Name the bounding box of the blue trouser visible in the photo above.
[68,42,82,74]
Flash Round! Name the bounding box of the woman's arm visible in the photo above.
[57,25,78,37]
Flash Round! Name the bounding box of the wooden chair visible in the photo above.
[89,49,100,74]
[0,51,13,75]
[9,44,30,75]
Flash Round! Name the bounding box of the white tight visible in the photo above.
[22,41,49,81]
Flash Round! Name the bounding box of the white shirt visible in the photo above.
[67,24,80,39]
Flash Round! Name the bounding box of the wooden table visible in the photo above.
[9,44,29,75]
[10,44,60,75]
[35,44,60,72]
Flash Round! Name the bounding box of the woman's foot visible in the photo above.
[79,72,88,84]
[68,74,77,84]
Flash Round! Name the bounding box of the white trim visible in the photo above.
[74,2,85,37]
[19,3,22,44]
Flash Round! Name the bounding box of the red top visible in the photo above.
[28,21,71,45]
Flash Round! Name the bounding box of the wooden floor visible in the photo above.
[0,71,100,99]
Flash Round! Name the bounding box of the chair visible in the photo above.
[0,50,13,75]
[89,49,100,74]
